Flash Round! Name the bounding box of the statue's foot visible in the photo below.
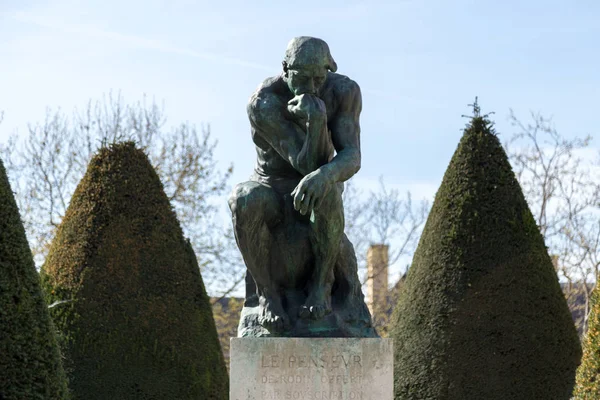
[258,296,290,333]
[299,290,332,320]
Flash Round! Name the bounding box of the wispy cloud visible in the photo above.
[8,10,275,72]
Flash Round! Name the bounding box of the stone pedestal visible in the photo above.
[230,338,393,400]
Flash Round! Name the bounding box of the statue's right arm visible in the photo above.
[247,92,322,177]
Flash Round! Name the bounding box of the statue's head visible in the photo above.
[282,37,337,96]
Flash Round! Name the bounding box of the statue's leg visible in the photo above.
[300,182,344,320]
[335,234,375,329]
[228,181,289,331]
[335,233,365,302]
[243,270,258,307]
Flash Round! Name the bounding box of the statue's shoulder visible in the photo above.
[325,72,360,96]
[323,73,362,113]
[250,75,285,99]
[247,75,286,122]
[248,75,286,114]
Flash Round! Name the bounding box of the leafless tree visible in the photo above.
[505,109,599,336]
[366,177,429,276]
[1,92,245,298]
[343,177,430,286]
[341,177,429,337]
[342,179,370,270]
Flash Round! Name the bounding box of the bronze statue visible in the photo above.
[229,37,376,337]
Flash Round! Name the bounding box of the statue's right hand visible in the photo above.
[287,94,326,123]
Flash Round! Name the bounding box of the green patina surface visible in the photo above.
[390,107,581,399]
[231,37,376,338]
[41,142,228,399]
[0,158,70,400]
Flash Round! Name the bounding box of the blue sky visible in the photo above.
[1,0,599,195]
[1,1,599,278]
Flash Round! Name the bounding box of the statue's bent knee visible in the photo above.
[317,183,344,215]
[229,182,281,226]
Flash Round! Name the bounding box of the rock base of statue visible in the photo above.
[238,276,378,337]
[238,300,377,338]
[230,338,393,400]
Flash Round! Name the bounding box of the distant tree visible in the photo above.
[341,179,370,269]
[505,110,599,336]
[212,297,244,370]
[41,142,228,399]
[573,285,600,398]
[0,93,245,298]
[342,177,429,336]
[0,157,70,400]
[365,177,429,280]
[391,104,581,400]
[343,178,429,285]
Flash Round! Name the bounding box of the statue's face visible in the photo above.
[285,64,328,96]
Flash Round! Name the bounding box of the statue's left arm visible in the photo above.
[320,79,362,183]
[292,79,362,214]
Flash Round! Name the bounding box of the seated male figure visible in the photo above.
[229,36,362,332]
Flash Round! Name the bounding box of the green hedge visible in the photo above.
[41,142,228,399]
[390,113,581,399]
[0,158,70,399]
[573,287,600,398]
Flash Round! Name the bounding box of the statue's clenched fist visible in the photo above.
[287,94,327,123]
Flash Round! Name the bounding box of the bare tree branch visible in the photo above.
[343,177,429,286]
[506,109,598,337]
[4,92,244,298]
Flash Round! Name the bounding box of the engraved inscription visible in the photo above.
[258,352,368,399]
[260,390,365,399]
[261,354,362,369]
[260,374,368,385]
[229,338,393,400]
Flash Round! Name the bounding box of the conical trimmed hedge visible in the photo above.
[390,110,581,399]
[40,142,228,399]
[573,287,600,398]
[0,158,70,399]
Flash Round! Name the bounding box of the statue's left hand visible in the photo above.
[292,169,333,216]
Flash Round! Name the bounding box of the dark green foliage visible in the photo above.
[390,112,581,399]
[574,287,600,398]
[40,142,228,400]
[0,158,70,399]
